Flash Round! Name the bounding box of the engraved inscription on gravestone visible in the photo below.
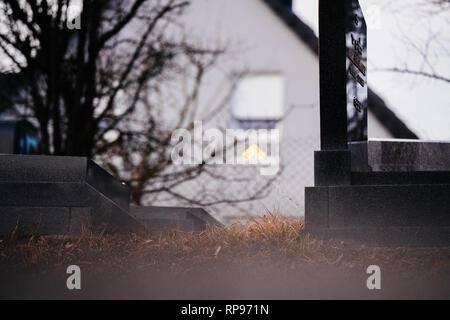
[346,0,368,142]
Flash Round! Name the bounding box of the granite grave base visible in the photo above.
[305,141,450,246]
[308,0,450,246]
[0,154,141,235]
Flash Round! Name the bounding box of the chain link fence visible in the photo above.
[149,135,319,224]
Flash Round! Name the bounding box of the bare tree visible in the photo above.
[373,0,450,83]
[0,0,279,206]
[0,0,204,155]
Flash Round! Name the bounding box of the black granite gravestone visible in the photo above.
[305,0,450,246]
[318,0,367,149]
[0,154,222,235]
[0,155,140,235]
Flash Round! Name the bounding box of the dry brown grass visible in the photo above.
[0,213,449,278]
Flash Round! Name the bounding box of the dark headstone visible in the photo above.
[0,154,225,235]
[316,0,369,185]
[368,140,450,172]
[319,0,367,149]
[0,154,140,235]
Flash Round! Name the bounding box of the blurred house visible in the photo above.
[155,0,418,223]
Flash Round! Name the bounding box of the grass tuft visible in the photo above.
[0,213,449,278]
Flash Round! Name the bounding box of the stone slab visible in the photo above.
[0,181,140,234]
[88,186,141,233]
[328,184,450,227]
[0,182,90,207]
[130,206,223,232]
[368,140,450,172]
[0,155,130,212]
[305,183,450,245]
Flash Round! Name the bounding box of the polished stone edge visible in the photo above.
[0,155,131,214]
[0,207,91,236]
[0,182,90,207]
[0,182,141,234]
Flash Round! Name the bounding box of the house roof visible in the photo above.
[262,0,418,139]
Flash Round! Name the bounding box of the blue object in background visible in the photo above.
[0,120,41,155]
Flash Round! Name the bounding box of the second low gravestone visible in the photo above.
[305,0,450,246]
[0,154,222,235]
[130,206,223,232]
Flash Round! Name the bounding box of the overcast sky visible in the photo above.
[293,0,450,140]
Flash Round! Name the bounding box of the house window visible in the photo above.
[234,119,278,130]
[230,73,284,130]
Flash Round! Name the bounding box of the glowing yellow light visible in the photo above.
[242,144,267,160]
